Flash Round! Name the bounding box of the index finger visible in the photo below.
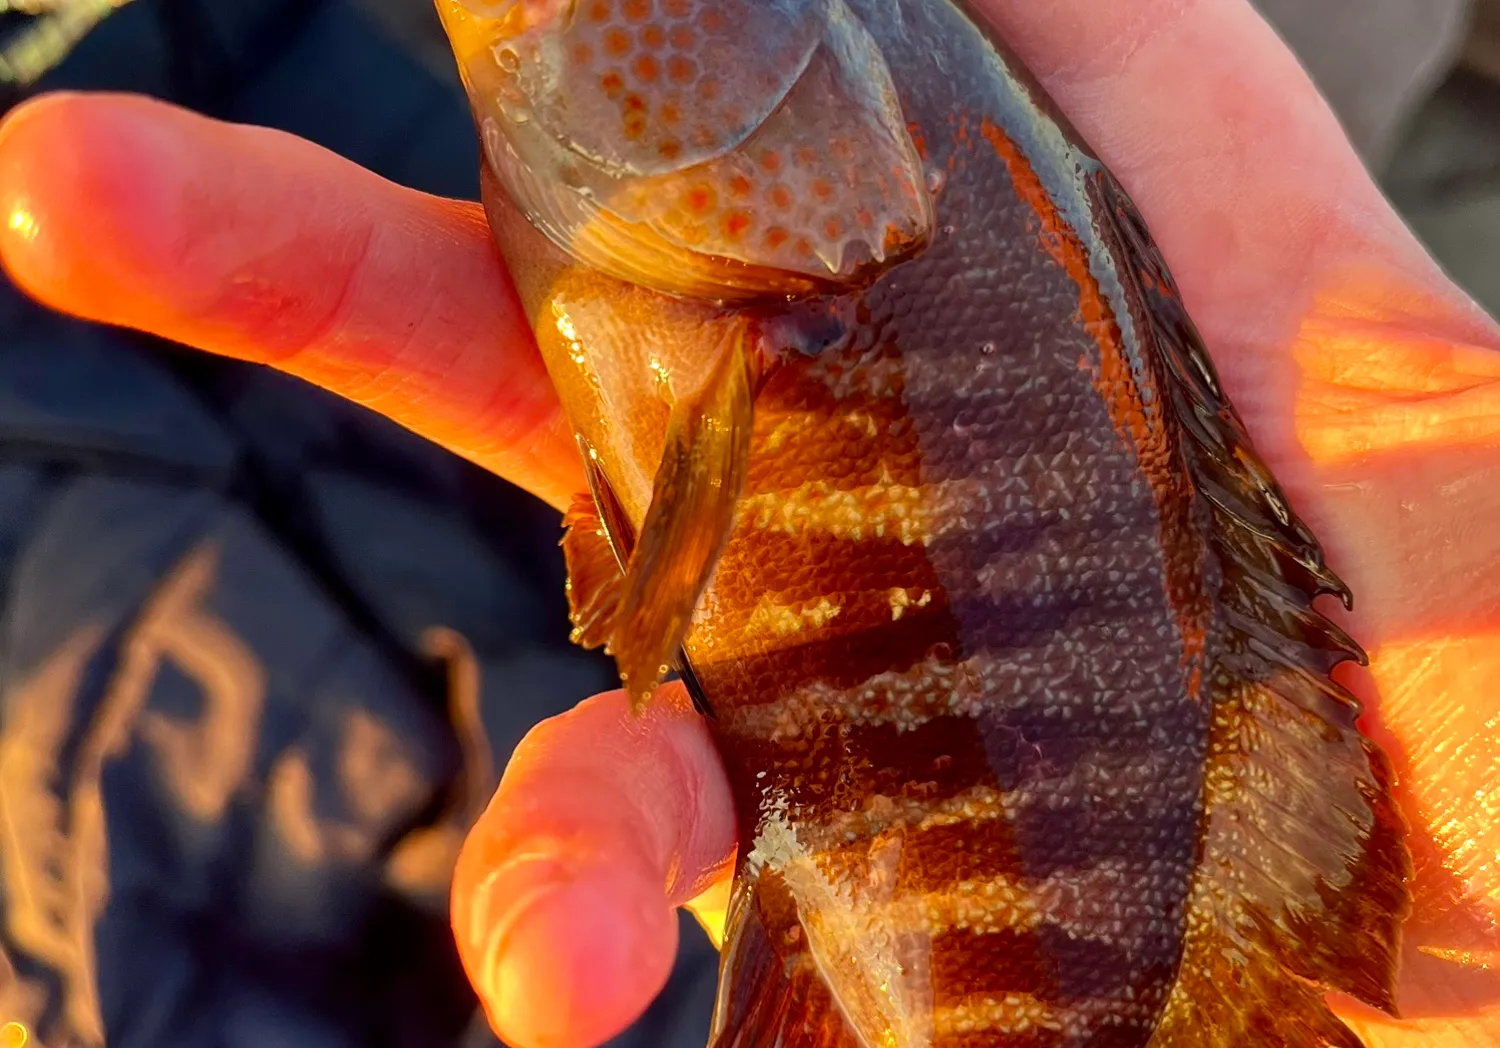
[0,91,584,510]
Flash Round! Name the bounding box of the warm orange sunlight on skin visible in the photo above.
[1274,275,1500,1046]
[1294,280,1500,466]
[5,205,36,243]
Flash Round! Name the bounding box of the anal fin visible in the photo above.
[709,872,861,1048]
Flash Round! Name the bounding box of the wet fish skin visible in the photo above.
[434,1,1411,1046]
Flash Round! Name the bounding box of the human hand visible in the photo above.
[1,1,1498,1046]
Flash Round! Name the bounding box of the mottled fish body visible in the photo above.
[435,2,1410,1045]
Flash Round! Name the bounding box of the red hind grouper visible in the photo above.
[435,1,1412,1045]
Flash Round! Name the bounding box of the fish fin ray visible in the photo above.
[613,341,753,710]
[560,491,627,652]
[580,436,639,567]
[1080,171,1411,1044]
[709,872,859,1048]
[677,650,716,720]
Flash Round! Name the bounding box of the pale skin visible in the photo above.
[1,0,1498,1045]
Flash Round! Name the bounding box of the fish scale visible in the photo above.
[436,0,1411,1044]
[695,251,1209,1039]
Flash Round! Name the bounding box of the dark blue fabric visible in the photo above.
[0,3,717,1045]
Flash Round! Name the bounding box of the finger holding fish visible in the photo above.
[0,91,586,509]
[451,682,737,1048]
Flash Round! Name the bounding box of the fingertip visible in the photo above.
[0,91,251,341]
[0,91,371,357]
[464,853,679,1048]
[0,91,133,313]
[452,686,736,1048]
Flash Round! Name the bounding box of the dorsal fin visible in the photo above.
[1080,169,1412,1046]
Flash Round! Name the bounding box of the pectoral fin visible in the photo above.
[612,343,752,710]
[560,344,753,712]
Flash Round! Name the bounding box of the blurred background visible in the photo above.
[0,1,1494,1047]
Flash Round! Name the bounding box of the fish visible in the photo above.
[433,1,1412,1045]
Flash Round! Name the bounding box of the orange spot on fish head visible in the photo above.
[666,54,696,84]
[684,184,717,213]
[603,26,631,56]
[908,122,929,161]
[633,54,660,82]
[723,211,752,240]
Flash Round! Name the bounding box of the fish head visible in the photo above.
[436,0,938,702]
[436,0,934,305]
